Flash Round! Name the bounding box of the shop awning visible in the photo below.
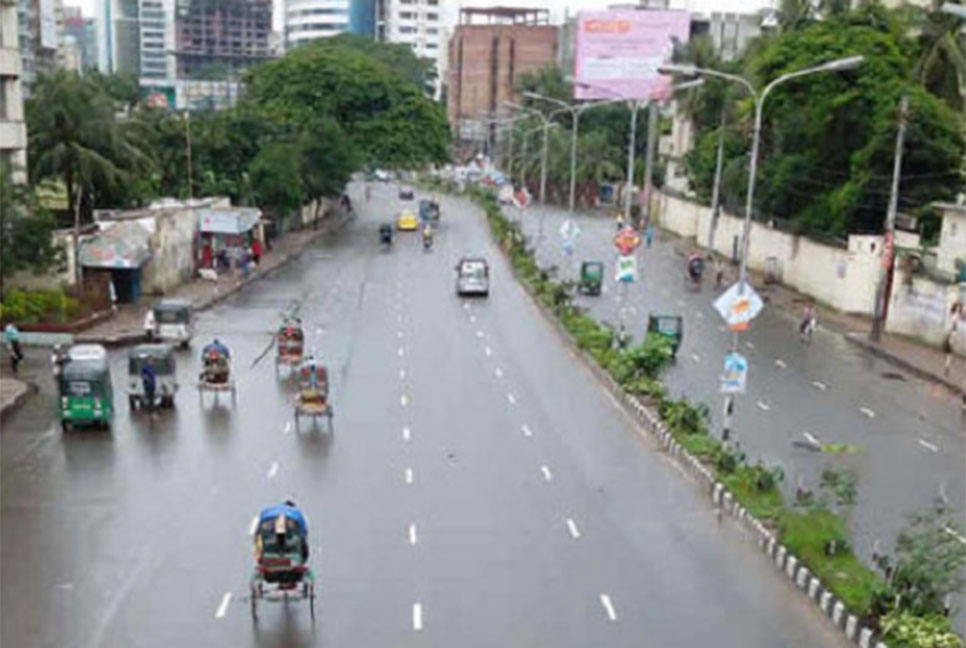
[199,208,261,234]
[78,221,152,269]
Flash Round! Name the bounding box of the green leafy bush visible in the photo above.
[0,288,79,324]
[881,610,963,648]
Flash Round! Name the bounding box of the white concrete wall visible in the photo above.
[886,272,965,352]
[661,191,881,315]
[143,209,198,294]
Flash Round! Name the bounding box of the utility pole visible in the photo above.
[641,102,659,229]
[707,106,727,250]
[185,111,194,200]
[870,95,908,342]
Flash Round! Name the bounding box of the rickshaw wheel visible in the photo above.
[61,420,71,432]
[129,395,137,410]
[308,584,315,618]
[250,584,258,621]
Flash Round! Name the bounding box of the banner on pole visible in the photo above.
[720,352,748,394]
[615,255,636,282]
[713,281,764,331]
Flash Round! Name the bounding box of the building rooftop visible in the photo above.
[459,7,549,25]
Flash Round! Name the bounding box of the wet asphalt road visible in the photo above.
[515,204,966,567]
[2,183,851,648]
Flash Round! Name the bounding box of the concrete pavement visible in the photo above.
[1,182,849,648]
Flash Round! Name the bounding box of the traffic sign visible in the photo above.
[713,281,764,331]
[615,255,636,282]
[720,352,748,394]
[613,226,641,255]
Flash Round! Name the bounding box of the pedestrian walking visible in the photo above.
[644,224,654,248]
[714,256,725,288]
[51,344,68,379]
[140,360,157,415]
[143,308,156,341]
[3,323,23,374]
[800,304,817,343]
[251,238,262,266]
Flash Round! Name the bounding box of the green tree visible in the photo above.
[0,166,62,293]
[26,71,151,284]
[325,34,439,96]
[243,38,450,170]
[907,0,966,110]
[249,141,305,218]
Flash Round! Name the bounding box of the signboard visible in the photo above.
[616,255,636,282]
[573,10,690,101]
[713,281,764,331]
[199,208,260,235]
[720,352,748,394]
[613,226,641,255]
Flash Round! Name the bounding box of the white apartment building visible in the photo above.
[138,0,174,79]
[1,0,28,183]
[379,0,442,94]
[284,0,352,48]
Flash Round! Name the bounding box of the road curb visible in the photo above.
[0,380,37,420]
[75,215,349,348]
[478,198,890,648]
[844,333,964,397]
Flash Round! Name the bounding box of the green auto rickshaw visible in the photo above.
[647,314,684,360]
[58,344,114,431]
[128,343,178,410]
[578,261,604,296]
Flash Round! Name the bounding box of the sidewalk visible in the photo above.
[671,238,966,397]
[0,377,32,418]
[76,213,348,347]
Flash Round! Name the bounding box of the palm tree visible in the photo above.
[27,71,150,288]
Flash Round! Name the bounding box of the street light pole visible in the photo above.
[660,55,864,446]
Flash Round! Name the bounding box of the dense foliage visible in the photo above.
[22,37,449,227]
[679,2,965,239]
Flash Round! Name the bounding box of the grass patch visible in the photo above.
[779,510,879,614]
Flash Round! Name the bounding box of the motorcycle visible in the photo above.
[422,228,434,251]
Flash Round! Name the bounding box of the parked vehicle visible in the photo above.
[127,344,178,409]
[647,314,684,359]
[456,257,490,297]
[151,300,193,348]
[398,185,415,200]
[58,344,113,430]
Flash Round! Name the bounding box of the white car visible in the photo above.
[398,185,415,200]
[456,257,490,297]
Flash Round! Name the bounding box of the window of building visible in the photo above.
[426,27,438,34]
[0,83,7,121]
[426,0,437,5]
[425,42,437,49]
[398,11,413,18]
[426,12,437,20]
[398,25,415,33]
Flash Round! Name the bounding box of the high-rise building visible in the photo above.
[63,6,98,71]
[173,0,272,78]
[1,0,28,183]
[16,0,66,94]
[284,0,374,47]
[447,7,556,144]
[378,0,440,59]
[138,0,174,79]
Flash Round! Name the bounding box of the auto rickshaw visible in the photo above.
[647,314,684,360]
[58,344,113,431]
[151,299,193,348]
[577,261,604,296]
[127,344,178,410]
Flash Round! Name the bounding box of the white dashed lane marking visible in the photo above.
[600,594,617,621]
[495,368,503,378]
[811,381,828,391]
[756,401,770,412]
[282,421,292,435]
[400,395,408,407]
[521,424,533,437]
[540,465,553,482]
[402,426,411,441]
[744,341,755,350]
[775,359,787,368]
[484,346,492,357]
[859,407,876,419]
[397,347,405,357]
[476,330,485,338]
[399,368,406,380]
[507,393,516,405]
[690,353,701,363]
[408,523,418,545]
[566,518,581,540]
[215,592,232,619]
[918,439,939,453]
[413,603,423,631]
[267,461,279,479]
[405,468,414,484]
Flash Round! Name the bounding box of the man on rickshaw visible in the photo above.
[277,317,304,363]
[299,355,328,400]
[200,338,231,384]
[254,500,310,567]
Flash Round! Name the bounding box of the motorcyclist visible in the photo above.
[421,222,434,248]
[800,304,817,342]
[686,253,704,283]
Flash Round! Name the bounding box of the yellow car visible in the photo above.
[397,209,419,231]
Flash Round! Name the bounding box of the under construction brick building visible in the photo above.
[174,0,272,78]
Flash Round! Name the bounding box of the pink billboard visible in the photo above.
[573,10,691,101]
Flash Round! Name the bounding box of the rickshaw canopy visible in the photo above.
[128,344,176,375]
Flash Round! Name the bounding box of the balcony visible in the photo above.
[0,120,27,150]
